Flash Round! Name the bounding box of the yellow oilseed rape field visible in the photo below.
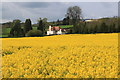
[1,33,119,78]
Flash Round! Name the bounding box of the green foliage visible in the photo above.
[72,17,119,34]
[59,25,73,28]
[9,19,25,37]
[56,19,60,26]
[2,22,12,28]
[117,18,120,32]
[2,28,11,37]
[66,6,82,25]
[73,22,86,34]
[62,17,71,25]
[37,18,47,35]
[37,18,44,31]
[24,19,32,33]
[32,27,37,30]
[26,30,43,37]
[100,22,108,33]
[2,17,119,38]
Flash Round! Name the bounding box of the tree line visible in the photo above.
[61,6,120,34]
[8,18,47,37]
[2,6,120,37]
[70,17,120,34]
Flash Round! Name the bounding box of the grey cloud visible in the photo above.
[118,2,120,17]
[14,2,66,9]
[1,2,118,23]
[2,3,24,20]
[15,2,51,8]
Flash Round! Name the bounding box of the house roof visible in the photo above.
[51,26,60,31]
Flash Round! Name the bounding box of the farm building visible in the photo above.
[47,26,66,35]
[83,19,98,22]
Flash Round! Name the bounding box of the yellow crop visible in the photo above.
[1,33,119,78]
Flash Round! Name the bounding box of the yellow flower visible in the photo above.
[2,33,118,78]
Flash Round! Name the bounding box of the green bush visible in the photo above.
[26,30,43,37]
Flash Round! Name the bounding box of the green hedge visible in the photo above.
[26,30,43,37]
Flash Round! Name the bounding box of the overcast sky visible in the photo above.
[1,2,118,23]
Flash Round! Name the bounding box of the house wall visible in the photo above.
[47,26,64,35]
[47,31,56,35]
[57,31,62,35]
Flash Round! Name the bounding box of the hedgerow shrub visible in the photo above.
[26,30,43,37]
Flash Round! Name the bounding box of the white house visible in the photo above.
[47,26,54,35]
[57,29,62,35]
[47,26,63,35]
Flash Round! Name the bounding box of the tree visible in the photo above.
[37,18,43,31]
[118,18,120,32]
[24,19,32,33]
[94,25,98,33]
[66,6,82,24]
[63,18,67,25]
[100,22,108,33]
[2,22,12,28]
[57,19,60,26]
[72,22,85,34]
[9,19,25,37]
[111,23,116,33]
[65,6,82,33]
[37,18,47,36]
[63,16,71,25]
[42,18,47,22]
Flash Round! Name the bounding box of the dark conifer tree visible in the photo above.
[24,19,32,33]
